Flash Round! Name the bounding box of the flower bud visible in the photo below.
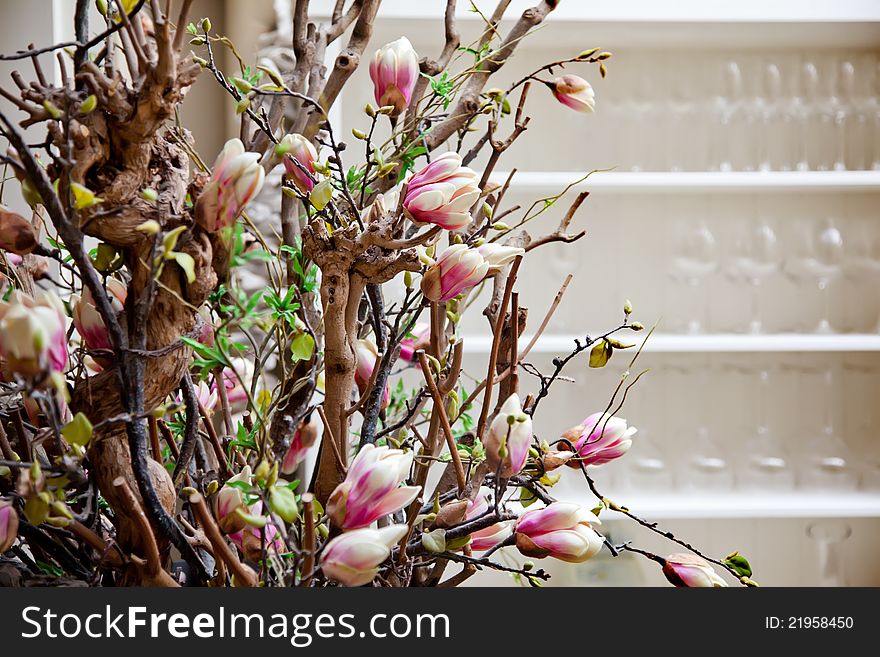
[0,499,19,553]
[71,277,127,355]
[0,291,68,377]
[462,488,514,552]
[562,412,637,467]
[216,466,250,534]
[403,153,480,230]
[514,502,603,563]
[399,323,430,362]
[195,138,265,232]
[354,337,389,410]
[320,525,407,587]
[552,74,596,113]
[327,444,420,530]
[280,419,318,474]
[420,244,489,303]
[369,37,419,117]
[485,394,532,478]
[662,553,728,587]
[277,133,319,193]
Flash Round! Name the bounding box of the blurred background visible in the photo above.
[3,0,880,585]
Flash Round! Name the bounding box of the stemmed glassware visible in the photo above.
[681,360,734,490]
[843,216,880,333]
[669,216,718,334]
[786,217,845,334]
[727,202,781,334]
[799,366,858,491]
[619,367,674,493]
[806,521,852,587]
[739,367,795,491]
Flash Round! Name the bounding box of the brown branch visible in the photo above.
[475,255,522,440]
[188,492,258,587]
[417,351,466,494]
[300,493,316,587]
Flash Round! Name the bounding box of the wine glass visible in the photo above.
[806,521,852,587]
[669,217,718,334]
[715,61,749,172]
[760,63,789,171]
[681,360,734,490]
[843,217,880,333]
[727,204,781,334]
[785,218,845,334]
[799,366,858,492]
[739,368,795,491]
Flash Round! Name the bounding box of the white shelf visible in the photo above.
[312,1,880,23]
[489,171,880,194]
[460,333,880,354]
[593,493,880,520]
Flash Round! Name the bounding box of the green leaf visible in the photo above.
[589,338,613,368]
[171,251,196,283]
[724,552,753,578]
[309,179,333,210]
[61,412,93,447]
[290,332,315,363]
[269,485,299,523]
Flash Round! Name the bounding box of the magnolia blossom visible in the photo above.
[399,323,430,362]
[0,291,67,376]
[278,133,318,193]
[216,466,250,534]
[71,277,127,352]
[553,74,596,113]
[485,394,533,478]
[662,553,728,588]
[477,243,525,273]
[327,444,420,530]
[403,153,480,230]
[465,488,514,552]
[280,420,318,475]
[563,412,637,467]
[0,499,18,553]
[216,357,258,411]
[514,502,604,563]
[369,37,419,116]
[195,138,265,232]
[354,337,389,410]
[420,244,489,303]
[321,525,407,587]
[228,500,285,562]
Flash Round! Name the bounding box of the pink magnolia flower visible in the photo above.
[464,488,514,552]
[0,499,19,553]
[514,502,604,563]
[553,74,596,113]
[280,420,318,475]
[227,500,285,561]
[420,244,489,303]
[354,337,389,410]
[321,524,407,587]
[4,252,23,267]
[327,444,420,530]
[476,243,525,273]
[216,466,250,534]
[563,412,637,467]
[277,133,318,193]
[369,37,419,116]
[215,358,258,411]
[404,153,481,230]
[485,393,533,478]
[71,277,127,352]
[399,323,430,362]
[662,553,728,588]
[196,138,265,232]
[0,291,67,376]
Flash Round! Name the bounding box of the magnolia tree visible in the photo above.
[0,0,756,588]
